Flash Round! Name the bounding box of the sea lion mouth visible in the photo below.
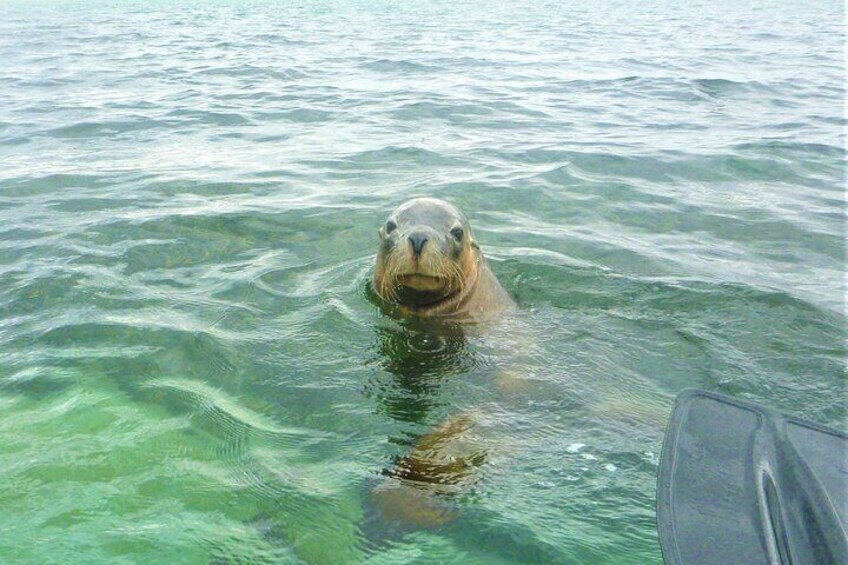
[398,274,444,292]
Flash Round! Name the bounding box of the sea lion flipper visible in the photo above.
[372,411,486,528]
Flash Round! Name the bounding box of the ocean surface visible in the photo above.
[0,0,845,563]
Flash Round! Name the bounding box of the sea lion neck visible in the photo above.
[395,287,449,308]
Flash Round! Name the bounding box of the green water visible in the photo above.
[0,0,845,563]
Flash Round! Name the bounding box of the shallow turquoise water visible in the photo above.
[0,0,845,563]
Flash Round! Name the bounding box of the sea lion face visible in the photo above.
[374,198,479,309]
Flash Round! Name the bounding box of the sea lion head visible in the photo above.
[374,197,480,311]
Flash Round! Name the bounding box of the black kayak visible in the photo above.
[657,389,847,565]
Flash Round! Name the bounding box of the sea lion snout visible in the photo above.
[408,233,429,256]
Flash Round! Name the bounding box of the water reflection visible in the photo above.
[366,319,470,426]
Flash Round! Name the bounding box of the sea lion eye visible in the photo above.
[450,227,464,241]
[385,220,397,234]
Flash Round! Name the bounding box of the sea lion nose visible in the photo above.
[408,233,428,256]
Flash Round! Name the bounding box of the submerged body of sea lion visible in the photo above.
[373,197,515,322]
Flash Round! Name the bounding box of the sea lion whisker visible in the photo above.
[450,262,464,293]
[390,259,404,302]
[379,257,397,303]
[445,264,458,295]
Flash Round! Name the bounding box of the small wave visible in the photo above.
[251,108,334,123]
[251,33,315,45]
[388,100,493,122]
[361,58,440,73]
[731,140,845,158]
[524,149,834,187]
[0,226,54,241]
[163,109,252,127]
[272,256,373,299]
[142,377,333,446]
[2,174,111,198]
[45,118,172,139]
[195,64,309,81]
[691,77,770,98]
[343,145,469,167]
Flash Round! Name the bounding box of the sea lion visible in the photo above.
[369,198,518,529]
[373,197,515,321]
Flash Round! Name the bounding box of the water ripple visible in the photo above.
[0,0,844,562]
